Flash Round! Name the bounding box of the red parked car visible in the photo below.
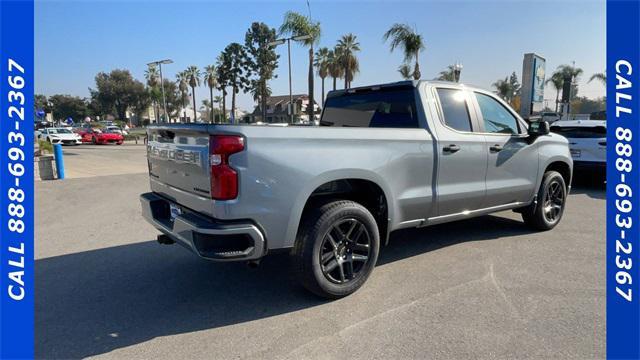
[78,128,124,145]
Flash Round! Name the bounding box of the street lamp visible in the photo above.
[147,59,173,123]
[268,34,312,123]
[453,62,463,83]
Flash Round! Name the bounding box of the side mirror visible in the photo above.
[528,120,550,137]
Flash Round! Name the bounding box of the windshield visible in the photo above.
[550,126,606,138]
[49,128,72,134]
[321,88,419,128]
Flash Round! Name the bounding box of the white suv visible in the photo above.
[550,120,606,171]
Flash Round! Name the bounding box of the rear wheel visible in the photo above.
[293,200,380,299]
[522,170,567,230]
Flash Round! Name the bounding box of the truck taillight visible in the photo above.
[209,135,244,200]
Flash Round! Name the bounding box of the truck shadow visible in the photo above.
[36,215,532,358]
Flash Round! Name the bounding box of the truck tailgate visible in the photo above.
[147,126,211,198]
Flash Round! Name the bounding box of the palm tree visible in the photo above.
[383,23,425,80]
[250,81,272,104]
[398,64,412,80]
[327,49,343,91]
[201,99,212,122]
[175,71,189,122]
[545,72,563,112]
[185,66,201,122]
[213,95,223,122]
[436,65,456,81]
[314,47,330,105]
[492,77,511,101]
[557,64,584,99]
[279,11,321,122]
[204,65,217,123]
[336,34,360,89]
[589,71,606,86]
[144,65,160,122]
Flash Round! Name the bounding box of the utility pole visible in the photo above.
[147,59,173,123]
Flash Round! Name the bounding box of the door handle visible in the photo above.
[443,144,461,153]
[489,144,503,152]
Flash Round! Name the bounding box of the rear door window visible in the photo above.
[320,88,419,128]
[436,88,473,132]
[550,126,606,138]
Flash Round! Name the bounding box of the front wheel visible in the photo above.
[522,170,567,230]
[293,200,380,299]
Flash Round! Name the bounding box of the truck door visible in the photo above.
[433,87,488,216]
[470,91,538,208]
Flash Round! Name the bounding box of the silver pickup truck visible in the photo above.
[140,80,572,298]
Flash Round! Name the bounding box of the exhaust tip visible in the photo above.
[157,234,175,245]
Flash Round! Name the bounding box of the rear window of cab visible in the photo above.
[321,88,419,128]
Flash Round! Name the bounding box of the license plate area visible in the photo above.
[570,149,581,158]
[169,203,182,222]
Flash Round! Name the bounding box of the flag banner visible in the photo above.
[606,0,640,358]
[0,0,35,358]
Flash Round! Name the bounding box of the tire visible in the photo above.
[116,141,123,145]
[293,200,380,299]
[522,170,567,230]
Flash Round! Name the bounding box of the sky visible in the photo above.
[35,0,606,113]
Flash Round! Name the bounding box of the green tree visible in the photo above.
[204,65,217,123]
[176,71,189,122]
[160,79,182,120]
[219,43,251,123]
[279,11,321,122]
[200,99,212,122]
[436,65,456,81]
[128,88,152,126]
[213,95,223,122]
[556,64,584,99]
[91,69,147,121]
[34,94,52,120]
[314,47,330,104]
[216,53,230,122]
[508,71,521,98]
[327,49,343,91]
[245,22,279,122]
[545,72,564,112]
[185,66,201,122]
[492,77,511,101]
[336,34,360,89]
[48,94,89,123]
[589,71,606,86]
[383,23,425,80]
[250,81,272,105]
[144,65,161,122]
[398,64,412,80]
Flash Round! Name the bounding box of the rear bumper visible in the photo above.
[51,138,81,145]
[140,192,266,261]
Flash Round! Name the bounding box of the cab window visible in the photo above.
[474,92,519,134]
[436,88,472,132]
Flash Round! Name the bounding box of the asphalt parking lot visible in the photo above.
[35,145,605,359]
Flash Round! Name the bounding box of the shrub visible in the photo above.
[38,139,53,155]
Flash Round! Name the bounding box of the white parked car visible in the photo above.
[105,125,128,135]
[40,127,82,145]
[550,120,606,171]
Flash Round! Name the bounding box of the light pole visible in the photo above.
[453,62,463,83]
[268,34,311,123]
[147,59,173,123]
